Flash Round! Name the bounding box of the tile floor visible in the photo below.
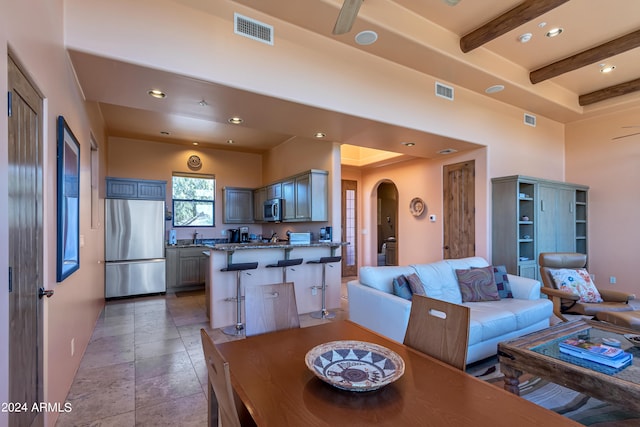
[55,280,352,426]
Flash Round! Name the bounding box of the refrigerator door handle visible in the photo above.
[105,258,165,264]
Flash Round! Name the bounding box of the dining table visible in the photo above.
[215,320,580,426]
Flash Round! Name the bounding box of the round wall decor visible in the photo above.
[409,197,426,217]
[187,154,202,170]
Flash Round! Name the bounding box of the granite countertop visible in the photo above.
[208,241,348,251]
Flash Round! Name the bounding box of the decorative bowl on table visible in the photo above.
[624,334,640,347]
[305,340,405,392]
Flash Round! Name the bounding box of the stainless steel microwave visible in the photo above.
[264,198,283,222]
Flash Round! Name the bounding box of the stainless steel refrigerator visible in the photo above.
[105,199,166,298]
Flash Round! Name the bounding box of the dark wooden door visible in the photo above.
[443,161,475,259]
[341,180,357,277]
[8,55,44,427]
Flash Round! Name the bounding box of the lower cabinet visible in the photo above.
[166,247,208,291]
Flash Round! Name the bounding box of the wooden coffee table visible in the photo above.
[498,319,640,412]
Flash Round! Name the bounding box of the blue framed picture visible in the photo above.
[56,116,80,282]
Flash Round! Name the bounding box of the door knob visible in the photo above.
[38,287,54,299]
[444,245,450,250]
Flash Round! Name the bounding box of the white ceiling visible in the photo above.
[69,0,640,163]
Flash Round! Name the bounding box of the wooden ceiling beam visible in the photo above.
[459,0,570,53]
[531,30,640,84]
[579,77,640,106]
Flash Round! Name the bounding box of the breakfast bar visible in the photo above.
[206,241,347,329]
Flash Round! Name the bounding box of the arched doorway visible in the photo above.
[376,181,398,266]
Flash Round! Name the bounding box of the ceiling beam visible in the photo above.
[579,77,640,106]
[531,30,640,84]
[459,0,570,53]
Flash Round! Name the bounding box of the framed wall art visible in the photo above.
[56,115,80,282]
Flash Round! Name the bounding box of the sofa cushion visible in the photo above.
[411,261,463,304]
[549,268,603,303]
[456,267,500,302]
[392,275,413,300]
[406,273,426,296]
[359,265,415,294]
[466,299,553,342]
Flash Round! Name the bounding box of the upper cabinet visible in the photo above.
[281,170,328,222]
[254,169,329,223]
[223,187,254,224]
[106,177,166,200]
[492,175,588,279]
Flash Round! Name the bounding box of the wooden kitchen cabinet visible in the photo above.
[253,186,267,222]
[281,170,328,222]
[223,187,254,223]
[106,177,166,200]
[165,246,208,291]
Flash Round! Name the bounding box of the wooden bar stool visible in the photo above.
[306,256,341,319]
[266,258,303,283]
[220,262,258,336]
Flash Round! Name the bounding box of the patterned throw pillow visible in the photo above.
[406,273,427,297]
[492,265,513,298]
[392,275,413,300]
[456,266,501,302]
[549,268,603,303]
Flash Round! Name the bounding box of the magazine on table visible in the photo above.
[559,338,633,368]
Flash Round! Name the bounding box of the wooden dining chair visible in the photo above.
[200,329,241,427]
[244,282,300,337]
[403,295,470,371]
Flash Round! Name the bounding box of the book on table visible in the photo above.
[559,338,633,369]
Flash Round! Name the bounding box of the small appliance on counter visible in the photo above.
[240,226,249,243]
[319,226,333,242]
[228,228,240,243]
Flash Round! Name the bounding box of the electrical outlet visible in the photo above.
[221,229,226,236]
[71,338,75,357]
[311,287,318,296]
[610,276,617,284]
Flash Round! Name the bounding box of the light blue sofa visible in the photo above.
[347,257,553,364]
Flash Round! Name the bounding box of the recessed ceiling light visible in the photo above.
[438,148,458,155]
[199,99,208,107]
[600,65,616,73]
[402,142,415,147]
[355,30,378,45]
[538,22,547,28]
[160,131,170,135]
[227,139,234,144]
[314,132,326,139]
[192,142,199,146]
[518,33,532,43]
[545,27,563,38]
[148,89,166,99]
[442,0,461,5]
[485,85,505,94]
[228,117,243,124]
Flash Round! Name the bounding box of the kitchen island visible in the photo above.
[205,241,347,330]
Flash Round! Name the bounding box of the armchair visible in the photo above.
[538,252,635,322]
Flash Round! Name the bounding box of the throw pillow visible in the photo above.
[549,268,603,303]
[456,266,500,302]
[491,265,513,298]
[406,273,427,297]
[392,275,413,300]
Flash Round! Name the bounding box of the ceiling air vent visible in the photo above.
[524,113,537,127]
[435,82,454,101]
[234,13,274,45]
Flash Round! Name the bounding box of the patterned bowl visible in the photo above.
[305,340,405,392]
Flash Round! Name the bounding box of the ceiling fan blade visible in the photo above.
[612,132,640,141]
[333,0,363,35]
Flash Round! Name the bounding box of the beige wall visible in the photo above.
[1,1,108,425]
[566,106,640,297]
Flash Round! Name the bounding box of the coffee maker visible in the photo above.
[228,228,240,243]
[240,226,249,243]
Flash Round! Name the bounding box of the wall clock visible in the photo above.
[187,154,202,170]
